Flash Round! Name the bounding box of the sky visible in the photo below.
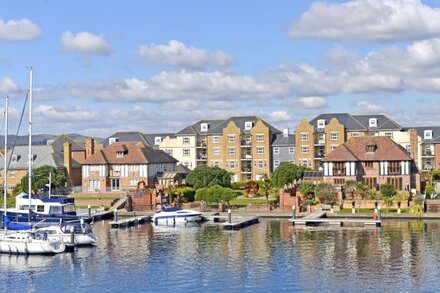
[1,0,440,137]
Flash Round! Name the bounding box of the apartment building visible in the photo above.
[271,129,295,170]
[103,131,175,149]
[81,141,177,192]
[205,116,280,182]
[406,127,440,176]
[323,136,419,192]
[159,120,224,170]
[295,113,408,170]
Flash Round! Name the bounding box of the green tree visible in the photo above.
[186,165,232,189]
[298,181,315,197]
[345,180,357,199]
[194,185,237,205]
[271,163,307,188]
[314,182,337,204]
[259,174,273,206]
[20,165,66,194]
[380,183,396,198]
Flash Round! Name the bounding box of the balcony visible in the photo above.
[241,154,252,160]
[241,141,252,147]
[241,167,252,173]
[314,139,325,146]
[422,151,434,157]
[196,154,207,161]
[196,141,207,148]
[423,165,433,171]
[314,152,325,160]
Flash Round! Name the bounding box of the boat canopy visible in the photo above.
[2,215,32,230]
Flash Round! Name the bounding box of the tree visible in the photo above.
[380,183,396,198]
[344,180,357,199]
[259,174,273,206]
[20,165,66,194]
[298,181,315,197]
[314,182,337,204]
[194,185,237,205]
[186,165,232,190]
[272,162,307,188]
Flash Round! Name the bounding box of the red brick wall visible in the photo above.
[279,187,300,212]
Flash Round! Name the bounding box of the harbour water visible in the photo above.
[1,219,440,292]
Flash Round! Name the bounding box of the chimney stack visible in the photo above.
[283,128,289,138]
[86,138,95,159]
[64,141,72,185]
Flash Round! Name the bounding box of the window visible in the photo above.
[318,133,325,141]
[8,184,15,190]
[154,136,162,145]
[213,136,220,143]
[300,146,309,154]
[11,155,18,162]
[273,147,280,155]
[330,132,339,140]
[129,180,138,186]
[116,151,124,158]
[111,179,120,191]
[302,159,308,167]
[165,149,173,155]
[289,147,295,154]
[331,145,337,152]
[388,162,401,175]
[300,133,309,141]
[257,160,264,169]
[385,132,393,139]
[245,121,253,130]
[274,160,280,168]
[256,147,264,154]
[184,161,192,169]
[212,160,220,167]
[183,137,190,144]
[387,177,403,190]
[366,144,377,152]
[183,149,190,156]
[256,134,264,142]
[405,145,411,154]
[365,162,373,169]
[351,132,359,137]
[228,135,236,143]
[213,148,220,155]
[9,171,15,178]
[317,119,326,128]
[332,162,346,175]
[424,130,433,139]
[88,180,100,192]
[364,178,377,190]
[369,118,378,127]
[228,147,236,155]
[334,178,345,185]
[109,137,119,145]
[228,161,236,169]
[200,123,209,132]
[37,205,44,212]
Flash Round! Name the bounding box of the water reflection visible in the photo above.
[1,220,440,292]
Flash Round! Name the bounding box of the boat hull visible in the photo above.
[0,234,65,254]
[0,210,80,224]
[152,212,201,224]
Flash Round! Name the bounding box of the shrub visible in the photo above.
[314,182,337,204]
[298,182,315,197]
[380,184,396,198]
[179,187,195,202]
[231,181,247,190]
[409,204,424,217]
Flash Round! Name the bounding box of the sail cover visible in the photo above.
[2,215,32,230]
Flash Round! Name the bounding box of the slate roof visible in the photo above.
[207,116,281,135]
[310,113,403,132]
[177,119,225,136]
[324,136,412,162]
[83,142,177,165]
[272,134,296,147]
[405,126,440,143]
[50,134,85,152]
[142,133,176,147]
[102,131,148,147]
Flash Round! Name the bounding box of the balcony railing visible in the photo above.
[423,165,433,170]
[241,167,252,173]
[314,139,325,145]
[196,155,207,161]
[196,142,207,148]
[422,151,434,157]
[241,154,252,160]
[240,141,252,147]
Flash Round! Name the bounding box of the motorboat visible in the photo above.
[152,206,202,224]
[0,230,65,254]
[34,221,97,246]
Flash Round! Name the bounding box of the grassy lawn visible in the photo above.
[209,196,275,207]
[339,208,411,214]
[73,196,119,200]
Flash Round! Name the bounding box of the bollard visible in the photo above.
[70,227,75,245]
[228,209,232,223]
[114,209,118,222]
[133,211,136,218]
[378,205,382,221]
[88,205,91,219]
[292,205,296,219]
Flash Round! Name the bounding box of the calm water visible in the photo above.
[1,219,440,292]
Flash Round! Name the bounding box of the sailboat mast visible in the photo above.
[28,67,33,223]
[3,96,8,232]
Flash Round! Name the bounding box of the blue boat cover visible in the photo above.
[163,206,182,212]
[2,215,32,230]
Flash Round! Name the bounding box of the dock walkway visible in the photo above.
[290,212,381,227]
[110,216,151,228]
[223,217,259,230]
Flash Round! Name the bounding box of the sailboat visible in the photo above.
[0,84,65,254]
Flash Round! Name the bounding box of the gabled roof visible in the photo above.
[352,115,402,131]
[324,136,412,162]
[50,134,85,152]
[207,116,281,135]
[142,133,176,147]
[310,113,403,132]
[272,134,296,146]
[83,142,177,165]
[177,119,225,136]
[102,131,148,148]
[404,126,440,143]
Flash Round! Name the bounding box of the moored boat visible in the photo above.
[34,221,97,246]
[152,206,202,224]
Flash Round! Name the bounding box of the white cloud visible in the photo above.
[162,99,197,111]
[351,100,386,114]
[0,18,40,41]
[60,31,111,55]
[137,40,234,70]
[0,77,19,93]
[267,110,292,122]
[290,0,440,42]
[297,96,327,108]
[35,105,98,122]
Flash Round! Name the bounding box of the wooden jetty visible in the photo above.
[223,217,259,230]
[110,216,151,228]
[290,211,381,227]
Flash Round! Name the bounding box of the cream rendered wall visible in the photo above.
[159,135,197,169]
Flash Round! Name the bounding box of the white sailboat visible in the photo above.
[0,69,66,254]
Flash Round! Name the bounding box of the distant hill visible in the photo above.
[0,133,102,148]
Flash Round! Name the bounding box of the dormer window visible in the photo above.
[317,119,326,129]
[200,123,209,132]
[116,151,125,158]
[11,155,18,162]
[154,136,162,145]
[366,144,377,153]
[245,121,253,130]
[109,137,119,145]
[424,130,433,139]
[369,118,377,128]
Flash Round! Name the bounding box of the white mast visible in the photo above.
[3,96,8,232]
[28,67,33,223]
[48,172,51,199]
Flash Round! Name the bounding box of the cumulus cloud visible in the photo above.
[137,40,234,70]
[267,110,292,122]
[351,100,386,114]
[61,31,111,55]
[0,77,19,93]
[290,0,440,42]
[0,18,40,41]
[297,96,327,108]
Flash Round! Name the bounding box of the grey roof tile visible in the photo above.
[207,116,281,135]
[272,134,296,146]
[177,119,225,136]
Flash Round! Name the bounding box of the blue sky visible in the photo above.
[1,0,440,137]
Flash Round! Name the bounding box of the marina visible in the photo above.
[289,211,382,227]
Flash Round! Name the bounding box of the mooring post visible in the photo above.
[292,205,296,219]
[70,227,75,246]
[88,204,91,219]
[228,209,232,223]
[378,205,382,221]
[114,209,118,222]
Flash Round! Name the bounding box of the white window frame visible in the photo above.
[165,149,173,155]
[182,137,190,145]
[385,132,393,139]
[213,136,220,144]
[424,130,433,139]
[245,121,253,130]
[273,147,280,155]
[317,119,326,128]
[256,147,264,154]
[351,132,359,137]
[274,160,280,168]
[257,160,264,169]
[228,135,236,143]
[228,147,236,155]
[330,132,339,141]
[300,132,309,141]
[302,159,308,167]
[200,123,208,132]
[183,149,190,156]
[256,134,264,142]
[213,147,220,155]
[154,136,162,145]
[289,147,295,154]
[300,146,309,154]
[229,161,236,169]
[369,118,377,128]
[116,151,124,158]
